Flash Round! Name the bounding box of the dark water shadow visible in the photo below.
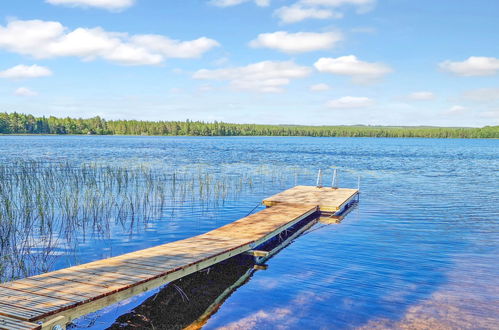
[107,255,255,330]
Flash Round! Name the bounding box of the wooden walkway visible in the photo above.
[0,186,358,330]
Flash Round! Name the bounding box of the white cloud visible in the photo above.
[15,87,38,96]
[131,35,220,58]
[447,105,467,114]
[274,0,375,23]
[439,56,499,76]
[193,60,311,93]
[0,64,52,79]
[249,31,342,53]
[46,0,135,11]
[0,19,219,66]
[327,96,373,108]
[209,0,270,7]
[274,4,340,24]
[301,0,376,13]
[314,55,392,83]
[310,83,330,91]
[408,91,435,101]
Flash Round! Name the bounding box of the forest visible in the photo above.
[0,112,497,138]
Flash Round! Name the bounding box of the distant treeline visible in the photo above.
[0,112,497,138]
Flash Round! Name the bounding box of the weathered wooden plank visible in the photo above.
[0,285,86,302]
[0,314,40,330]
[0,296,69,316]
[0,286,76,302]
[45,272,136,287]
[10,277,121,295]
[74,266,158,280]
[0,288,75,312]
[0,282,92,302]
[0,302,46,322]
[115,257,197,271]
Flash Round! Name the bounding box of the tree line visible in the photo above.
[0,112,497,138]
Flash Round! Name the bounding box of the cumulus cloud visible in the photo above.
[209,0,270,7]
[15,87,38,96]
[249,31,342,53]
[314,55,392,83]
[439,56,499,76]
[193,60,311,93]
[327,96,373,108]
[46,0,135,11]
[274,4,340,24]
[0,19,219,66]
[408,91,435,101]
[310,83,330,91]
[274,0,375,23]
[131,35,219,59]
[0,64,52,79]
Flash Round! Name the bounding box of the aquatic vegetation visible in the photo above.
[0,161,221,280]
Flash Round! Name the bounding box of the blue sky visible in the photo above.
[0,0,498,126]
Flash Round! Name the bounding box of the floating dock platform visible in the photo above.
[0,186,358,330]
[263,185,359,213]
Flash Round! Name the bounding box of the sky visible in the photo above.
[0,0,498,127]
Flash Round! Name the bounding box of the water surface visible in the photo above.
[0,136,497,329]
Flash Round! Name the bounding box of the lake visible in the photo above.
[0,135,497,329]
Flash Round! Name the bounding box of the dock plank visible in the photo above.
[0,315,40,330]
[11,277,123,295]
[0,288,76,311]
[0,303,43,322]
[0,283,90,302]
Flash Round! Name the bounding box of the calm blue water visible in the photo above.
[0,136,498,329]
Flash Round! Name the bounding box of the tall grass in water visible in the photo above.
[0,160,260,282]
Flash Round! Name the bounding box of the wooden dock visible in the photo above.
[0,186,358,330]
